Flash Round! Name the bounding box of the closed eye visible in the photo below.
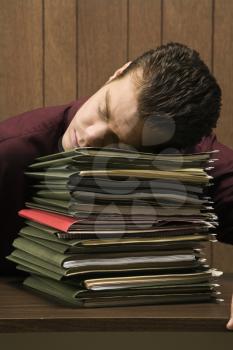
[98,90,112,122]
[98,106,109,121]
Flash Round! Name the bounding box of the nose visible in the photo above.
[79,122,118,147]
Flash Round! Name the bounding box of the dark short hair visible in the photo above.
[122,42,222,150]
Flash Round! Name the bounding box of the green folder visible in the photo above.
[11,236,203,269]
[7,246,208,281]
[23,274,218,308]
[30,146,216,167]
[19,228,204,255]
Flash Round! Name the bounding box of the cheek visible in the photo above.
[72,108,98,130]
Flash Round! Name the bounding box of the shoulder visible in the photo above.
[0,98,88,167]
[0,97,89,143]
[0,102,74,143]
[192,133,233,178]
[0,97,88,154]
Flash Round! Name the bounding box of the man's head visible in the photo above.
[62,42,221,152]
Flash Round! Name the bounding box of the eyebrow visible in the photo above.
[105,89,113,121]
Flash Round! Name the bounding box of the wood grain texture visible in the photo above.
[128,0,161,60]
[214,0,233,148]
[162,0,212,68]
[44,0,77,106]
[0,0,43,121]
[0,275,231,333]
[212,0,233,273]
[77,0,127,98]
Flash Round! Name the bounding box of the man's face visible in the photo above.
[62,73,143,151]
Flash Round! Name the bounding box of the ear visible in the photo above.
[107,61,132,83]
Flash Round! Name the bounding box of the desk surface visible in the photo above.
[0,275,232,333]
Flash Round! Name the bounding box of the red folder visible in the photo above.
[18,209,78,232]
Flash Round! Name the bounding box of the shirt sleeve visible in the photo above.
[0,98,89,274]
[0,102,74,274]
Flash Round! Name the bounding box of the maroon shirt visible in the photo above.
[1,98,233,274]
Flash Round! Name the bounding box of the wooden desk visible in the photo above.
[0,274,232,333]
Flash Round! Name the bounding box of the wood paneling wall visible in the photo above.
[212,0,233,273]
[0,0,43,117]
[44,0,77,106]
[0,0,232,271]
[78,0,127,97]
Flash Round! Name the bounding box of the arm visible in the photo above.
[190,134,233,330]
[195,133,233,244]
[0,102,74,274]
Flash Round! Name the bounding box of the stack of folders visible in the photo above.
[7,147,223,307]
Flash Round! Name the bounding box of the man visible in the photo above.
[0,42,232,328]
